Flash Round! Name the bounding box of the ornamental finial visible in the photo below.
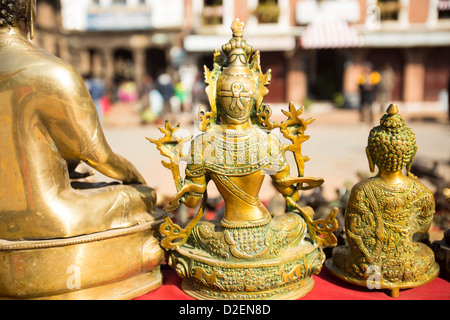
[230,18,244,37]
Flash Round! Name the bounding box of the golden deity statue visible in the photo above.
[326,104,439,298]
[150,19,338,300]
[0,0,164,299]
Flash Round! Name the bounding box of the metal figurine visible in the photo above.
[326,104,439,298]
[0,0,164,299]
[150,19,338,300]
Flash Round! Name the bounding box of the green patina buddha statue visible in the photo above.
[326,104,439,297]
[150,19,338,300]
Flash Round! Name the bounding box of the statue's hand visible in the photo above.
[164,183,206,212]
[165,196,182,212]
[69,170,94,180]
[276,176,324,191]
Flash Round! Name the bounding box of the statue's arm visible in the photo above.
[345,184,377,238]
[267,132,323,195]
[162,134,208,211]
[270,163,297,197]
[165,169,207,211]
[345,190,362,236]
[266,132,296,197]
[39,63,146,185]
[414,187,435,234]
[180,175,208,208]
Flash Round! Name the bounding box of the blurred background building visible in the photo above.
[32,0,450,115]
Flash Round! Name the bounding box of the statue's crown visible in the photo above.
[202,18,271,131]
[221,19,254,68]
[379,104,406,132]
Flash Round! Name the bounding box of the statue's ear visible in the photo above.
[406,145,418,173]
[366,146,375,173]
[28,0,36,40]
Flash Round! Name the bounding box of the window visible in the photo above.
[203,0,223,26]
[377,0,401,21]
[254,0,280,24]
[438,0,450,19]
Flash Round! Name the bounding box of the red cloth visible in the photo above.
[135,265,450,300]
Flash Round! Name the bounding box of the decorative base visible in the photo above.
[169,240,325,300]
[0,220,165,300]
[182,275,315,300]
[325,244,440,298]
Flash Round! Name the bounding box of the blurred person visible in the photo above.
[149,88,163,120]
[139,74,154,124]
[100,93,111,116]
[358,62,381,124]
[141,74,154,94]
[156,72,174,116]
[174,79,188,113]
[192,73,208,113]
[85,74,106,123]
[117,80,138,103]
[139,74,154,110]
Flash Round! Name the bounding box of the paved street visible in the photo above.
[98,102,450,207]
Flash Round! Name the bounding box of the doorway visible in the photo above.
[308,49,344,101]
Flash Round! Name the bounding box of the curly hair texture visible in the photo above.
[368,112,416,172]
[0,0,28,28]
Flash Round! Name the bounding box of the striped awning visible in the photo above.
[438,0,450,10]
[300,19,362,49]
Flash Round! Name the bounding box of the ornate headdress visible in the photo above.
[200,18,271,130]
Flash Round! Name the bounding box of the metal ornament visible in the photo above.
[0,0,164,299]
[150,19,338,300]
[326,104,440,298]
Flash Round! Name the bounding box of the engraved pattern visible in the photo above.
[188,126,286,177]
[334,177,437,285]
[171,246,325,299]
[188,212,305,262]
[224,226,271,259]
[0,36,38,51]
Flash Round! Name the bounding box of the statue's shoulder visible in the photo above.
[409,176,432,193]
[29,52,83,87]
[0,43,82,93]
[346,178,377,211]
[349,178,371,195]
[408,176,435,207]
[2,42,78,83]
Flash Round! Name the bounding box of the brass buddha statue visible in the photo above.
[326,104,439,298]
[150,19,338,300]
[0,0,164,299]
